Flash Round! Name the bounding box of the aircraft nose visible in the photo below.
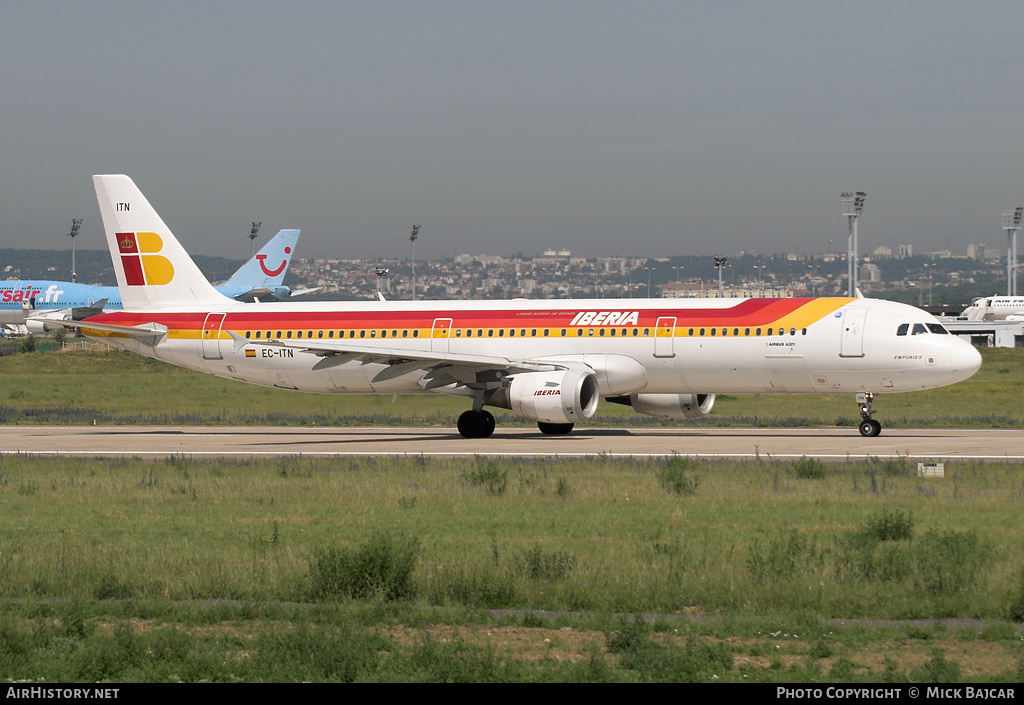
[949,339,982,382]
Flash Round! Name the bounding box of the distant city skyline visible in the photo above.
[3,2,1024,262]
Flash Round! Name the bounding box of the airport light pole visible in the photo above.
[1003,208,1022,296]
[375,267,389,296]
[249,222,262,258]
[713,256,728,298]
[409,225,420,301]
[841,192,866,297]
[67,218,82,283]
[753,264,765,297]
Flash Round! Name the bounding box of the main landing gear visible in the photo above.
[457,409,495,439]
[856,392,882,437]
[456,410,576,438]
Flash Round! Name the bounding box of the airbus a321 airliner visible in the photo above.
[41,175,982,439]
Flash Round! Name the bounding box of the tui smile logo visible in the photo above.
[257,246,291,277]
[116,232,174,286]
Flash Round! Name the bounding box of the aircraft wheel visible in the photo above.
[858,419,881,437]
[538,421,574,435]
[481,410,495,438]
[458,410,495,439]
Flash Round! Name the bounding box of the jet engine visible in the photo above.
[506,368,600,424]
[25,312,71,334]
[607,393,716,420]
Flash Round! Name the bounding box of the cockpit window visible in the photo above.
[927,323,949,335]
[896,323,909,336]
[912,323,927,335]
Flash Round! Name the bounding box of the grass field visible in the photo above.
[1,343,1022,682]
[1,344,1022,428]
[1,453,1023,682]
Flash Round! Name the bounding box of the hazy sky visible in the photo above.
[3,1,1023,265]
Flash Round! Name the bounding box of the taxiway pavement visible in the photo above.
[1,425,1022,460]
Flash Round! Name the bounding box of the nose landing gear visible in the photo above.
[856,392,882,437]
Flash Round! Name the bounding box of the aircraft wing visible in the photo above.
[229,333,569,387]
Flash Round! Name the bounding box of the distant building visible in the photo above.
[898,244,914,259]
[872,246,892,259]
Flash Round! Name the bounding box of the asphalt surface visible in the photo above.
[2,425,1022,460]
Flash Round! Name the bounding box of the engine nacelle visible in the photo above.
[25,314,71,334]
[608,393,716,420]
[508,368,600,424]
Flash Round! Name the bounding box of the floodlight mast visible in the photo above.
[713,256,728,298]
[67,219,82,282]
[1003,208,1023,296]
[841,192,866,297]
[409,225,420,301]
[249,222,262,258]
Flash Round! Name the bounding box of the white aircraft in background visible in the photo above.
[42,175,982,439]
[960,296,1024,321]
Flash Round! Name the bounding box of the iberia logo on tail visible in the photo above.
[117,232,174,285]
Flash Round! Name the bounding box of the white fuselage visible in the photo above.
[84,296,981,400]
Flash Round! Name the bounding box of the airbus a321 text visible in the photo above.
[41,175,982,439]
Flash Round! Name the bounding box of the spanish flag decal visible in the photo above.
[245,349,256,358]
[117,232,174,285]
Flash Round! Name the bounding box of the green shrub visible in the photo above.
[914,529,991,596]
[792,456,827,479]
[465,458,508,496]
[912,648,962,683]
[522,543,576,581]
[309,533,420,601]
[656,456,701,496]
[864,509,915,542]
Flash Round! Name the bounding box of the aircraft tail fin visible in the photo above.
[224,229,300,288]
[93,175,233,310]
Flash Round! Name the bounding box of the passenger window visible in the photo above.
[897,324,909,336]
